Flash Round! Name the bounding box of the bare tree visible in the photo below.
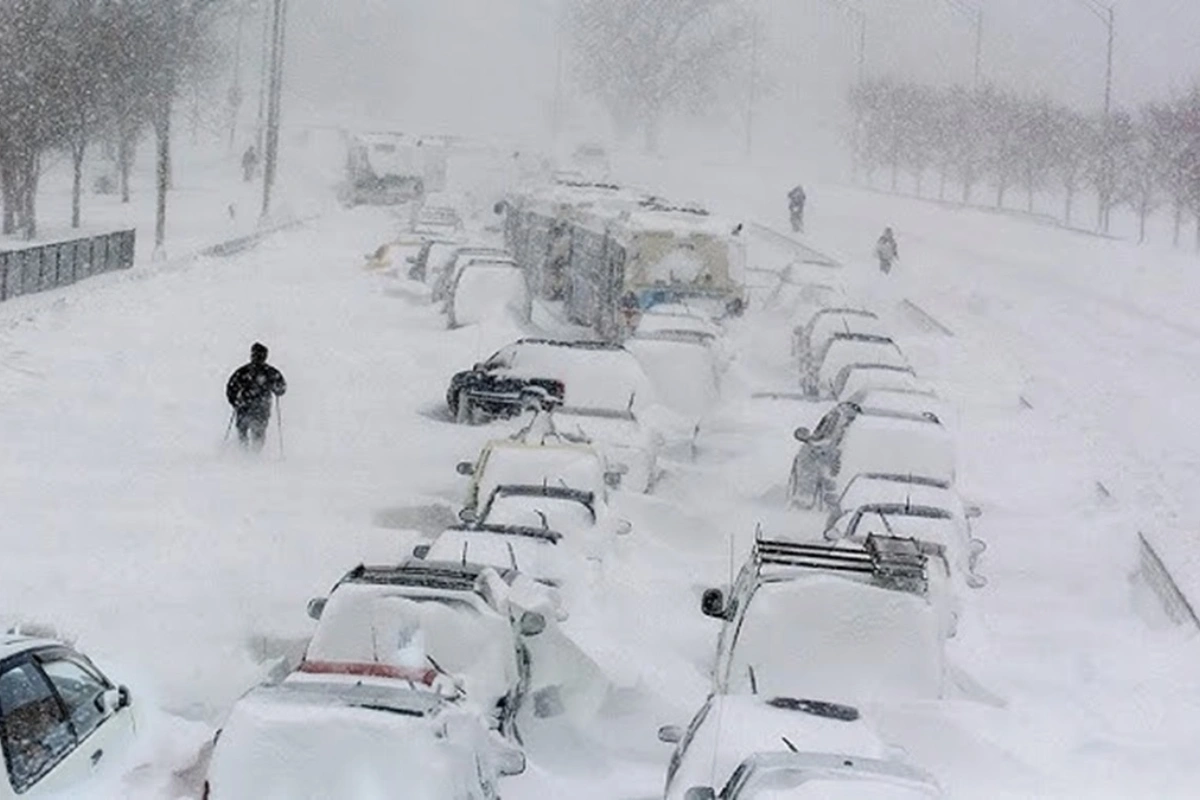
[571,0,748,153]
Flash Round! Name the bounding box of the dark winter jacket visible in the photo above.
[788,185,807,208]
[226,362,287,417]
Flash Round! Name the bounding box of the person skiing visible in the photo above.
[241,145,259,183]
[875,227,899,274]
[226,342,287,451]
[787,184,807,233]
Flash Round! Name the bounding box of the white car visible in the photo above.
[432,246,512,302]
[457,438,621,513]
[804,334,908,399]
[0,634,136,799]
[203,676,524,800]
[789,403,955,513]
[838,368,934,403]
[658,694,941,800]
[793,307,883,362]
[700,535,948,703]
[825,473,986,589]
[447,262,530,328]
[301,561,551,739]
[534,406,661,493]
[472,484,632,549]
[626,336,721,418]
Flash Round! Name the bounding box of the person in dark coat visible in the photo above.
[787,184,807,233]
[241,145,259,182]
[875,227,899,274]
[226,342,287,451]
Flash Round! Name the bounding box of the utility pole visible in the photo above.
[255,0,271,154]
[1069,0,1115,230]
[261,0,287,221]
[821,0,867,84]
[228,6,245,153]
[942,0,983,87]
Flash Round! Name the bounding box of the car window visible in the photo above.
[0,661,76,791]
[38,658,110,741]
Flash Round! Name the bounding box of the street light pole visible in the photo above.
[261,0,287,221]
[745,0,760,159]
[1069,0,1115,230]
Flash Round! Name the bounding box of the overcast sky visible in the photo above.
[260,0,1200,153]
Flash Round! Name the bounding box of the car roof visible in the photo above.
[0,634,61,663]
[735,751,941,796]
[687,694,885,789]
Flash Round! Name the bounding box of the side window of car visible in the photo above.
[0,661,76,792]
[38,658,110,742]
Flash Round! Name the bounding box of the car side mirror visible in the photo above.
[615,519,633,536]
[794,426,811,443]
[657,724,683,744]
[458,507,478,524]
[701,588,726,619]
[519,610,546,637]
[490,733,526,776]
[307,597,327,621]
[95,686,129,715]
[684,788,717,800]
[456,461,475,476]
[412,544,431,559]
[965,504,983,519]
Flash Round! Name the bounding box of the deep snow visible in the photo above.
[2,145,1199,798]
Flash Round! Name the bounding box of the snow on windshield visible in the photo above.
[818,342,907,387]
[208,694,460,800]
[728,577,943,703]
[429,531,567,584]
[307,586,515,706]
[483,495,596,534]
[746,776,938,800]
[509,345,655,412]
[838,423,955,491]
[478,445,605,503]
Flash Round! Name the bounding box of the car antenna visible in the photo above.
[627,391,636,413]
[747,664,758,695]
[781,736,799,753]
[535,509,548,530]
[506,540,519,571]
[461,541,468,567]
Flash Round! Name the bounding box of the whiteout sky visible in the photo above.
[271,0,1200,148]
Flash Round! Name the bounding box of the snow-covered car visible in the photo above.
[626,335,721,418]
[456,438,622,513]
[447,338,655,423]
[531,406,661,493]
[432,246,512,302]
[803,333,907,399]
[415,524,573,591]
[837,366,933,403]
[826,473,986,589]
[700,535,948,702]
[472,485,633,547]
[412,205,463,238]
[203,676,525,800]
[633,310,720,346]
[788,402,954,513]
[302,561,551,739]
[447,262,530,328]
[658,694,941,800]
[793,307,882,362]
[0,634,136,799]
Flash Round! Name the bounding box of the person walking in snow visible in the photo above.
[226,342,287,451]
[875,227,899,274]
[787,184,807,233]
[241,145,259,182]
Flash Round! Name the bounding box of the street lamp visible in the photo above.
[821,0,867,85]
[261,0,288,221]
[1068,0,1115,230]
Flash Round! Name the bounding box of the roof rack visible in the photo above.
[345,562,485,593]
[455,523,563,544]
[637,195,711,216]
[753,535,928,594]
[515,337,625,351]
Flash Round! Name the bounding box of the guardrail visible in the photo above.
[1137,532,1200,631]
[0,230,136,303]
[748,223,841,267]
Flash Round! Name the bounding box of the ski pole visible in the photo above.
[275,396,285,458]
[224,409,236,442]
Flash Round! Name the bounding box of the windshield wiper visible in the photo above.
[875,510,894,535]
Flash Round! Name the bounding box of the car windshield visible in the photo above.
[482,494,596,533]
[736,771,938,799]
[209,691,461,800]
[837,424,954,490]
[728,577,942,702]
[554,409,638,446]
[307,586,514,705]
[478,446,605,502]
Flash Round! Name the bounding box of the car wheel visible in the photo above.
[455,391,473,425]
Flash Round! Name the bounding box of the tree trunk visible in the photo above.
[890,154,899,193]
[1173,199,1183,247]
[155,102,171,251]
[1138,197,1149,244]
[0,158,15,235]
[118,131,134,204]
[1026,183,1035,213]
[938,168,947,201]
[71,139,85,229]
[1064,184,1074,226]
[995,178,1007,209]
[914,168,923,198]
[21,152,38,240]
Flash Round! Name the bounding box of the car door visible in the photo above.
[0,658,83,796]
[35,654,135,783]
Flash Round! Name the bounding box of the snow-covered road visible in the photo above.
[3,159,1200,797]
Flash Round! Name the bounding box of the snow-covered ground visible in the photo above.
[3,147,1200,798]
